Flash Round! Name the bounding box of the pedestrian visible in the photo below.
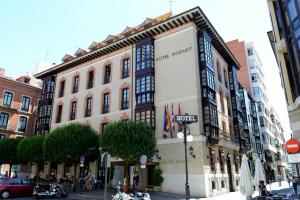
[3,171,8,178]
[288,173,292,187]
[259,181,272,197]
[277,174,282,187]
[292,175,298,195]
[12,171,17,178]
[132,171,139,192]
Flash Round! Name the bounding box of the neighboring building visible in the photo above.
[267,1,300,152]
[34,7,259,197]
[226,40,288,181]
[0,68,42,177]
[0,68,41,138]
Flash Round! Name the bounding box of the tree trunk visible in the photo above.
[9,164,12,177]
[36,163,40,183]
[73,163,78,191]
[124,162,129,193]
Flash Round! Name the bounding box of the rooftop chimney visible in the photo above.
[0,68,5,76]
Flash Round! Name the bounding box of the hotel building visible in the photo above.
[34,7,263,197]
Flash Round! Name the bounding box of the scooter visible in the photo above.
[112,184,131,200]
[33,183,67,199]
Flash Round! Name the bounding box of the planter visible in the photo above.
[153,186,161,192]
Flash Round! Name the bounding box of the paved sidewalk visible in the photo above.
[66,181,294,200]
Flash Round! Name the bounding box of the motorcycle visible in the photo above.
[112,182,151,200]
[130,188,151,200]
[33,183,67,199]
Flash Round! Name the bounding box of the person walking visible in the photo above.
[132,171,139,193]
[288,173,292,187]
[292,175,298,195]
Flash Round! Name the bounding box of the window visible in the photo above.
[219,150,225,173]
[217,62,222,82]
[18,116,27,132]
[135,109,155,127]
[219,92,225,113]
[247,48,253,56]
[59,80,65,97]
[0,113,9,129]
[56,105,62,123]
[259,116,265,127]
[212,181,216,190]
[0,134,5,139]
[257,102,262,112]
[102,93,110,113]
[253,87,261,97]
[21,96,30,112]
[104,65,111,84]
[121,88,129,110]
[3,91,13,107]
[223,69,228,88]
[87,71,94,89]
[136,75,154,105]
[136,44,154,71]
[251,73,258,82]
[287,0,297,21]
[221,180,225,188]
[72,76,79,93]
[122,59,130,78]
[85,97,93,117]
[70,101,76,120]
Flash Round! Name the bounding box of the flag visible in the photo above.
[171,102,175,137]
[163,105,167,131]
[178,103,182,131]
[164,105,170,132]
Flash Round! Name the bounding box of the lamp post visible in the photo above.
[176,113,196,200]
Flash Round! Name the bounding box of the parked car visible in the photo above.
[0,178,36,198]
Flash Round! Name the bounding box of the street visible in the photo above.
[7,182,300,200]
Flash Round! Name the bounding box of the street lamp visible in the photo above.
[177,123,193,200]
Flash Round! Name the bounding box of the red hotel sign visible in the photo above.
[285,139,300,154]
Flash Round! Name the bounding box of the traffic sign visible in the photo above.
[286,139,300,154]
[140,155,147,165]
[80,155,85,164]
[175,114,198,124]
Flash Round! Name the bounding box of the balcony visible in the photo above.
[208,130,219,145]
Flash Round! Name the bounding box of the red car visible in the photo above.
[0,178,36,198]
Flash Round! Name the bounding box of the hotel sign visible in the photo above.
[155,46,192,62]
[175,114,198,124]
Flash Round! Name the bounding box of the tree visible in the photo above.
[153,167,164,186]
[17,136,45,180]
[0,138,20,176]
[100,121,156,185]
[43,123,100,179]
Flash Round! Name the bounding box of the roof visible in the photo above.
[34,7,240,79]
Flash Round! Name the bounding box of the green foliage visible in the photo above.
[153,167,164,186]
[17,136,45,164]
[44,123,100,163]
[100,121,156,162]
[0,138,20,165]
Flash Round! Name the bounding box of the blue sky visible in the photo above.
[0,0,292,135]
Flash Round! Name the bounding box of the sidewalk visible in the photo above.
[66,181,293,200]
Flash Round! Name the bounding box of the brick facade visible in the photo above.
[0,76,41,138]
